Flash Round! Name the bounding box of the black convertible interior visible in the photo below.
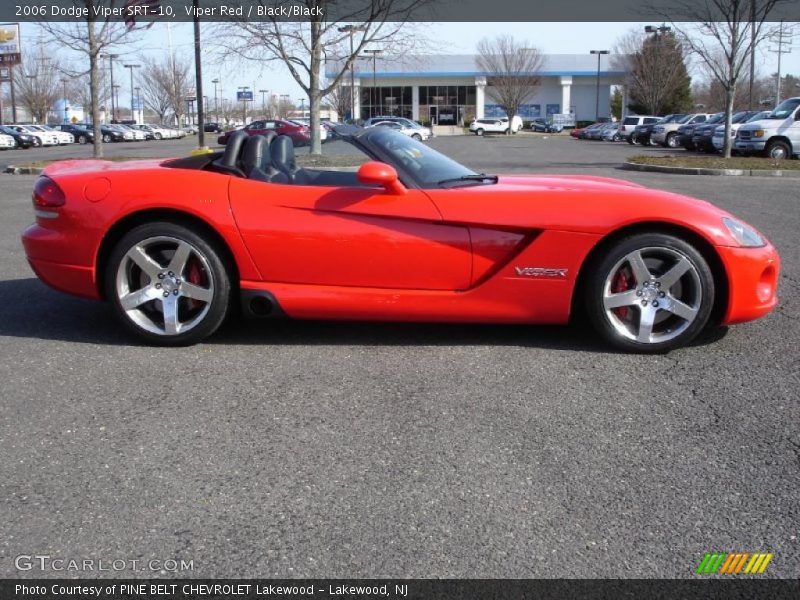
[164,130,369,188]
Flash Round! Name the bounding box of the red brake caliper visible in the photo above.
[611,267,633,319]
[187,260,203,310]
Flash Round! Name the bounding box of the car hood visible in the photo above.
[427,174,740,247]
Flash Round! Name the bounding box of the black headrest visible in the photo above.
[242,135,270,175]
[221,130,249,168]
[271,135,296,173]
[263,131,277,146]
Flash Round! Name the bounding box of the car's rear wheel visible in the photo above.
[765,140,791,160]
[666,132,679,148]
[77,135,87,145]
[102,134,112,143]
[475,128,484,136]
[585,233,715,352]
[412,133,422,141]
[105,222,231,346]
[155,133,162,140]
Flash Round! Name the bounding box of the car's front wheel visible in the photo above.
[765,140,791,160]
[666,132,679,148]
[475,128,484,136]
[585,233,715,352]
[412,133,422,141]
[105,222,231,346]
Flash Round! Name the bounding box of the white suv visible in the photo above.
[469,115,523,135]
[618,115,660,141]
[735,97,800,160]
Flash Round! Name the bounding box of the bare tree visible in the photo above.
[613,29,692,116]
[475,36,543,134]
[325,82,350,122]
[13,45,64,124]
[38,2,144,157]
[649,0,792,158]
[216,0,430,154]
[140,53,191,125]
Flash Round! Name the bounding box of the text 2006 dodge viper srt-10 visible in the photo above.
[22,126,779,352]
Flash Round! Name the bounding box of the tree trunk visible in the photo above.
[87,19,103,159]
[722,84,735,159]
[308,18,322,155]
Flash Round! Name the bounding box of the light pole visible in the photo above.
[259,89,268,115]
[123,64,140,123]
[362,49,382,117]
[238,86,250,123]
[135,86,141,123]
[338,25,365,121]
[590,50,609,121]
[279,94,290,118]
[61,78,69,123]
[212,78,220,122]
[102,54,119,122]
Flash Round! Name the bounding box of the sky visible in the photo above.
[17,20,800,107]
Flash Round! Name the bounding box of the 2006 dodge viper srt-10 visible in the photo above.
[21,125,779,351]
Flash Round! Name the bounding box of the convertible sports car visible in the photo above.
[21,126,779,352]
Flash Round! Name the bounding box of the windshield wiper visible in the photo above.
[437,173,499,187]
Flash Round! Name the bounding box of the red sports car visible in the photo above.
[21,126,779,351]
[218,119,310,146]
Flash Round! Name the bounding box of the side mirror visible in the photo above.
[357,161,406,195]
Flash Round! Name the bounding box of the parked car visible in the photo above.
[692,111,758,153]
[601,123,624,142]
[116,124,147,141]
[133,124,169,140]
[735,96,800,160]
[712,111,769,152]
[369,119,430,141]
[618,115,660,142]
[218,119,311,147]
[679,113,723,151]
[529,117,563,133]
[99,125,127,143]
[204,122,223,133]
[0,132,14,150]
[33,125,74,145]
[54,123,94,145]
[469,116,523,136]
[363,116,432,139]
[290,118,329,143]
[8,125,59,147]
[651,114,711,148]
[0,125,36,148]
[587,122,617,140]
[630,114,685,145]
[22,126,780,351]
[576,122,606,139]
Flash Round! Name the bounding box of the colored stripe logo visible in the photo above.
[696,552,773,574]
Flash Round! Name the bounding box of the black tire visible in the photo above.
[475,128,484,136]
[155,133,162,140]
[412,133,422,141]
[78,135,87,145]
[102,134,112,143]
[765,139,791,160]
[105,221,232,346]
[32,137,42,147]
[584,233,715,353]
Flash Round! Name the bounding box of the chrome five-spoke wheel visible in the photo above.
[586,233,715,352]
[106,223,231,345]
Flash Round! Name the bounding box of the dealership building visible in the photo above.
[326,53,626,125]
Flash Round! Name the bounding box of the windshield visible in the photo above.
[765,98,800,119]
[677,115,692,124]
[367,127,478,188]
[705,114,724,124]
[747,111,769,122]
[660,114,685,124]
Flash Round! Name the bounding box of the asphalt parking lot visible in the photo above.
[0,135,798,578]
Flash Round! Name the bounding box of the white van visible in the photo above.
[735,97,800,160]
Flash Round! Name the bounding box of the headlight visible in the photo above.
[723,217,765,247]
[753,129,765,138]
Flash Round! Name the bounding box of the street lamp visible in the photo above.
[238,86,250,123]
[644,24,671,34]
[259,89,268,115]
[123,64,140,123]
[212,78,220,122]
[135,86,141,123]
[590,50,609,121]
[61,78,69,123]
[338,25,366,121]
[101,54,119,122]
[362,49,383,118]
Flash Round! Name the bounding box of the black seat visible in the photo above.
[212,130,248,176]
[271,135,311,185]
[242,134,287,183]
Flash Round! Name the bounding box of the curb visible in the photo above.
[621,161,800,177]
[4,166,44,175]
